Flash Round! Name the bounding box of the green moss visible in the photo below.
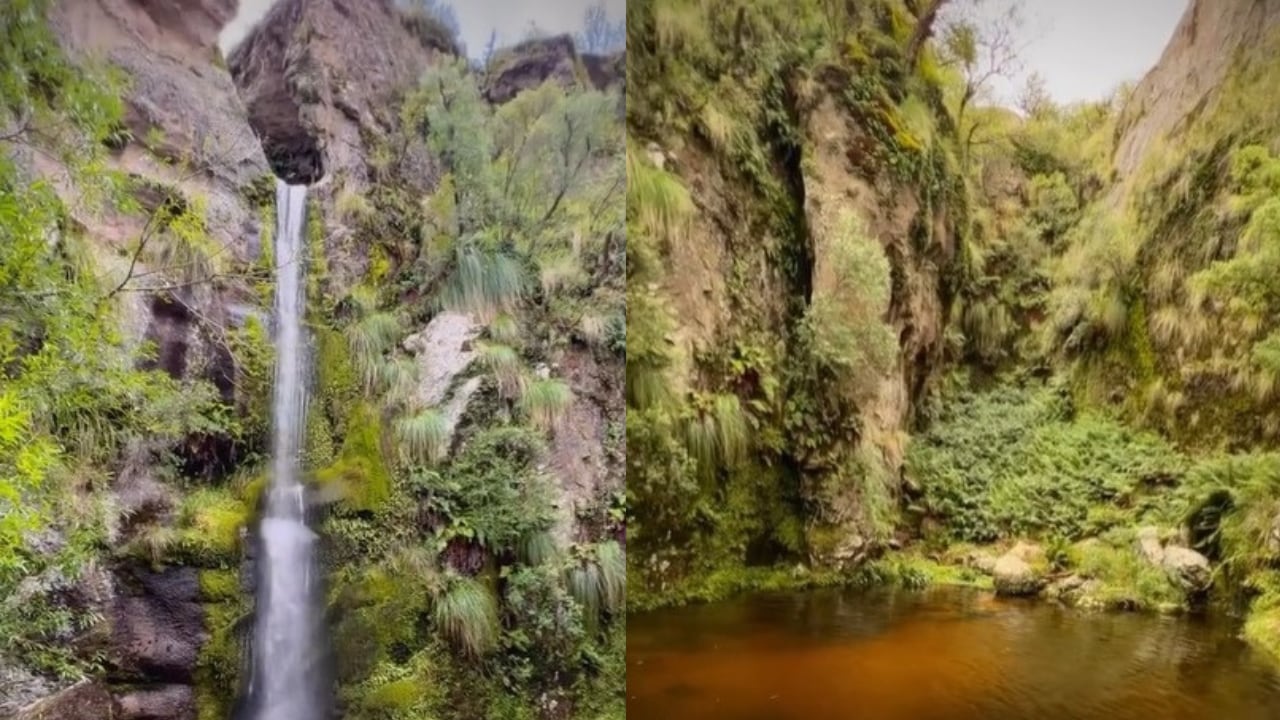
[176,488,249,566]
[198,569,240,602]
[196,596,248,720]
[257,202,276,274]
[303,400,336,472]
[316,402,392,512]
[315,326,360,436]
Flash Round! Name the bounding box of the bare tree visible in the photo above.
[939,0,1027,167]
[575,1,625,53]
[1017,70,1054,119]
[481,28,500,69]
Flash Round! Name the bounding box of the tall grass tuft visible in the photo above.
[433,575,499,658]
[520,378,573,431]
[487,313,522,345]
[475,342,525,398]
[518,530,558,566]
[395,409,450,466]
[441,245,525,321]
[626,141,693,241]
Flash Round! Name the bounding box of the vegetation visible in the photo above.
[313,37,626,720]
[625,0,1280,667]
[2,2,625,718]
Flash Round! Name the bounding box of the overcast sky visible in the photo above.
[221,0,1186,104]
[220,0,625,57]
[982,0,1188,105]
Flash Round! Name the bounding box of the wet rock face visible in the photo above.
[111,568,205,684]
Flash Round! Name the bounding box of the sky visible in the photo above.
[220,0,625,57]
[220,0,1185,103]
[982,0,1188,105]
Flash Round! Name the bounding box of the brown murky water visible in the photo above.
[627,586,1280,719]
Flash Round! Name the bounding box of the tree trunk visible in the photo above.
[906,0,949,70]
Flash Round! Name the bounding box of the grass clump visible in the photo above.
[395,409,450,466]
[1065,536,1184,612]
[433,575,499,658]
[519,378,573,432]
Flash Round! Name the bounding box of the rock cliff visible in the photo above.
[1113,0,1280,180]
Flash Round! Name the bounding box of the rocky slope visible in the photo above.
[4,0,625,718]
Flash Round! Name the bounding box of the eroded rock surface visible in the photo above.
[402,311,482,453]
[547,348,624,546]
[1114,0,1280,179]
[483,34,623,106]
[11,680,114,720]
[111,568,205,684]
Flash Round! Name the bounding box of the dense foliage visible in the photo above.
[1,0,244,680]
[310,57,626,719]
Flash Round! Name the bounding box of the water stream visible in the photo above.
[628,586,1280,719]
[238,181,329,720]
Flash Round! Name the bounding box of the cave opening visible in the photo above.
[261,128,324,185]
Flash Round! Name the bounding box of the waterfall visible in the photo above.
[238,180,330,720]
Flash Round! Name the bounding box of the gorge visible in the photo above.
[1,0,624,719]
[626,0,1280,709]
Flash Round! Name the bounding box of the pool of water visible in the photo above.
[627,586,1280,719]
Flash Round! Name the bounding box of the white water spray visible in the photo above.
[240,180,328,720]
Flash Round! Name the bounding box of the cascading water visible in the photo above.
[237,180,330,720]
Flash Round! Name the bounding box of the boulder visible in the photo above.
[993,546,1045,597]
[113,684,196,720]
[1135,526,1165,564]
[1161,545,1212,593]
[11,680,113,720]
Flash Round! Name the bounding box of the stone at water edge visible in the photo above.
[1161,546,1213,593]
[993,543,1046,597]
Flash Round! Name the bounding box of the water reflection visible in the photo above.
[627,587,1280,720]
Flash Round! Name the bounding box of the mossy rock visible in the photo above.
[177,488,249,566]
[315,402,392,512]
